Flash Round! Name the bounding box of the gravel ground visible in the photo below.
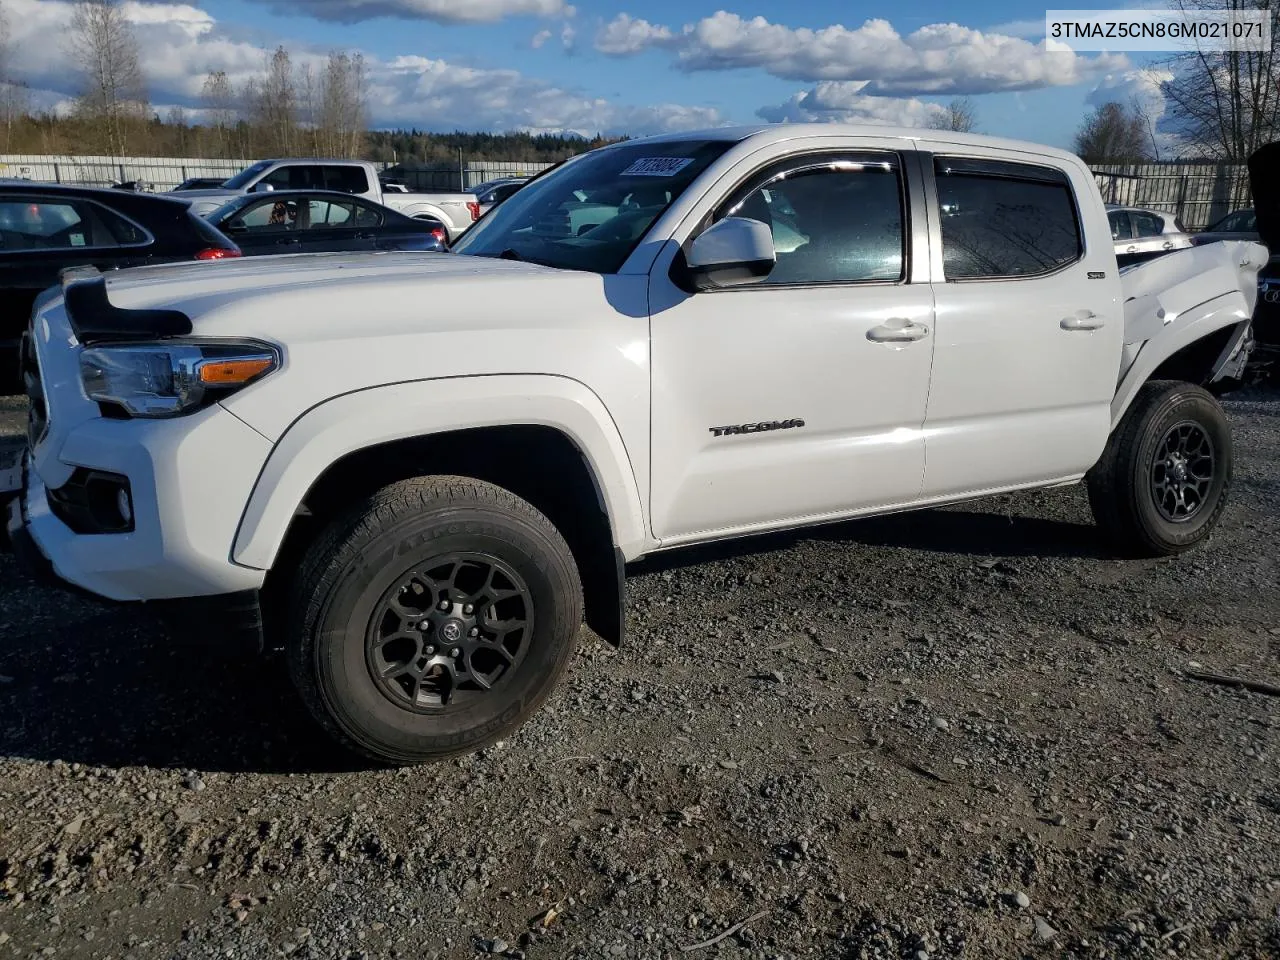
[0,388,1277,960]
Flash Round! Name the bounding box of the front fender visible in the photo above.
[230,374,648,570]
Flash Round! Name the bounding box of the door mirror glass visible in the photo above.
[685,217,775,290]
[251,181,275,193]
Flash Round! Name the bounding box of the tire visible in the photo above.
[287,475,584,765]
[1086,380,1232,558]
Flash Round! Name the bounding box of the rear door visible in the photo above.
[299,196,378,253]
[919,148,1123,498]
[1130,209,1177,252]
[323,165,377,201]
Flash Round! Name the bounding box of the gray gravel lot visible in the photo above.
[0,389,1277,960]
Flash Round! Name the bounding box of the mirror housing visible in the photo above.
[684,217,775,291]
[225,220,247,235]
[250,181,275,194]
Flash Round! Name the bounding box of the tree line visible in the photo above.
[0,0,613,162]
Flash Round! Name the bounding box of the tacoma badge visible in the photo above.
[709,419,806,437]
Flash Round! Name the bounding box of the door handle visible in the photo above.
[1061,311,1105,331]
[1126,245,1137,252]
[867,318,930,343]
[275,237,297,246]
[1162,240,1175,250]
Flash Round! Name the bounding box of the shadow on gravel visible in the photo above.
[630,507,1106,575]
[0,567,367,774]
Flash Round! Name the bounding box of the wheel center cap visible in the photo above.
[440,619,463,643]
[1170,456,1188,482]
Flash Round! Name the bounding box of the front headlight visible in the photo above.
[80,340,280,418]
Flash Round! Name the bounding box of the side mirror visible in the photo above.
[685,217,775,291]
[225,220,247,234]
[251,181,275,193]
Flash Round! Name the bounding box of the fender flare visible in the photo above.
[1111,293,1251,429]
[230,374,648,571]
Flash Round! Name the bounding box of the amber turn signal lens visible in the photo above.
[198,357,273,385]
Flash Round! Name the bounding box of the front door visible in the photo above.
[919,149,1123,497]
[221,196,303,255]
[648,143,936,543]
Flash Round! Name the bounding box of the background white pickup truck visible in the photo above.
[172,158,480,241]
[6,124,1267,766]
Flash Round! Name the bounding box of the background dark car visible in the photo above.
[204,190,449,255]
[0,182,241,389]
[173,176,228,192]
[1190,207,1260,245]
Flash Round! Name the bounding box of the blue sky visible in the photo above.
[2,0,1171,149]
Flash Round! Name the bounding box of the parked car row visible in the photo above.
[0,158,481,390]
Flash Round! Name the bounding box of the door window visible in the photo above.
[233,198,302,232]
[1108,210,1133,240]
[0,198,147,251]
[934,157,1083,279]
[307,199,361,228]
[324,165,371,193]
[261,165,324,190]
[711,153,906,284]
[1131,211,1167,237]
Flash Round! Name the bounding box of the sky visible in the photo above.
[0,0,1177,150]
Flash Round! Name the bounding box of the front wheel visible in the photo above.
[1087,380,1233,557]
[287,476,584,765]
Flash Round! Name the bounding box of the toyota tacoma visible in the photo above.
[4,124,1268,765]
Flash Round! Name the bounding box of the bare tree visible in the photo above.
[201,70,237,158]
[298,60,319,154]
[246,46,298,155]
[67,0,148,156]
[1157,0,1280,160]
[1074,101,1151,164]
[317,51,368,157]
[927,96,978,132]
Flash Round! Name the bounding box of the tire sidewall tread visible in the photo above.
[286,476,584,766]
[1088,380,1233,558]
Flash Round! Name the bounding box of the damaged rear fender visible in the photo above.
[1111,240,1268,428]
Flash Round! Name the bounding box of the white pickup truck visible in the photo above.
[5,124,1266,766]
[172,158,481,241]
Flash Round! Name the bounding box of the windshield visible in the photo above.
[204,195,258,223]
[222,160,274,191]
[451,139,736,273]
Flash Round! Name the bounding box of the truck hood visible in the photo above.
[68,251,583,342]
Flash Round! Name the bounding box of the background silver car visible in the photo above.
[1106,204,1193,257]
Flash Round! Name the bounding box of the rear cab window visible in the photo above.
[933,156,1083,279]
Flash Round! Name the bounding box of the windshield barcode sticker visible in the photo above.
[620,157,695,177]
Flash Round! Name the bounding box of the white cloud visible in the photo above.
[243,0,574,24]
[757,82,948,127]
[3,0,718,138]
[598,11,1129,96]
[560,21,576,51]
[376,56,720,135]
[530,28,552,48]
[595,14,674,56]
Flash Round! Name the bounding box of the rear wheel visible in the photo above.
[287,476,583,765]
[1087,380,1232,557]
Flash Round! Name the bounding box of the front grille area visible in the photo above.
[20,328,48,450]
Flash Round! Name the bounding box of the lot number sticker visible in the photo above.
[621,157,695,177]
